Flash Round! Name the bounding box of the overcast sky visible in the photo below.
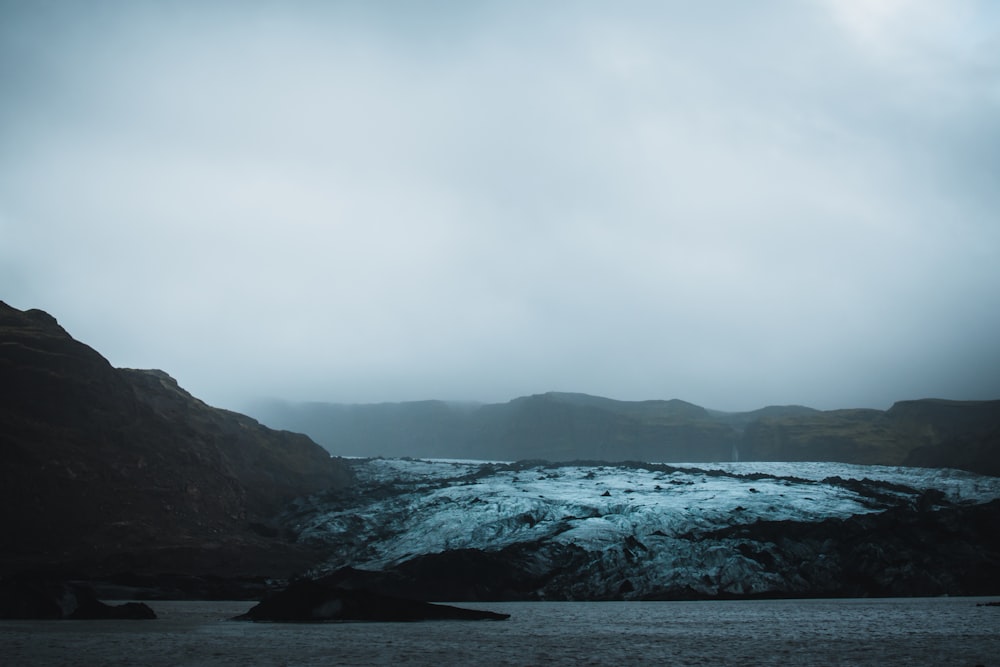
[2,0,999,412]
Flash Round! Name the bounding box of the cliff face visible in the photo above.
[0,302,352,576]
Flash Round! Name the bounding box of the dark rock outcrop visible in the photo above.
[318,545,557,603]
[0,301,353,576]
[0,577,156,619]
[232,578,509,622]
[688,498,1000,599]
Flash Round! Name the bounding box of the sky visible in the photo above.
[2,0,999,413]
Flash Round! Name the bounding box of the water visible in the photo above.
[2,597,998,666]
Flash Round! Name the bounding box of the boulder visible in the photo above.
[232,579,509,622]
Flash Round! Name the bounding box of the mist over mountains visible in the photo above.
[249,394,1000,476]
[3,299,999,603]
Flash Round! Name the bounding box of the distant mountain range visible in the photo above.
[4,299,1000,603]
[0,302,352,577]
[250,392,1000,476]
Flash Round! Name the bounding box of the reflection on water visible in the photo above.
[2,597,998,666]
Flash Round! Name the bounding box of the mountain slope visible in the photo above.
[0,302,352,576]
[252,392,740,462]
[251,394,1000,474]
[741,400,1000,474]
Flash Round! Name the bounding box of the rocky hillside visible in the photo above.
[0,302,352,577]
[251,393,1000,475]
[742,400,1000,476]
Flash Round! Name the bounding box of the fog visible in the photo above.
[2,0,998,412]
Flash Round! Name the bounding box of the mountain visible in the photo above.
[741,400,1000,475]
[250,393,1000,475]
[740,408,906,464]
[0,302,352,577]
[250,393,748,463]
[284,458,1000,600]
[892,399,1000,476]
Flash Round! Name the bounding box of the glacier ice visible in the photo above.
[285,459,1000,599]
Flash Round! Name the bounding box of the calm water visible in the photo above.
[1,597,998,666]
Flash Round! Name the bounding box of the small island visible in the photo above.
[232,579,510,622]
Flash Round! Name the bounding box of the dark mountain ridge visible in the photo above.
[0,302,352,577]
[251,393,1000,475]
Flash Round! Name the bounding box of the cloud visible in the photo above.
[2,0,999,411]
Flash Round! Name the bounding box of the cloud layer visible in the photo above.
[2,0,999,411]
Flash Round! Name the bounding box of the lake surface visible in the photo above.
[2,597,998,666]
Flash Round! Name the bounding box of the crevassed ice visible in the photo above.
[298,458,1000,571]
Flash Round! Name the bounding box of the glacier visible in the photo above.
[283,459,1000,600]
